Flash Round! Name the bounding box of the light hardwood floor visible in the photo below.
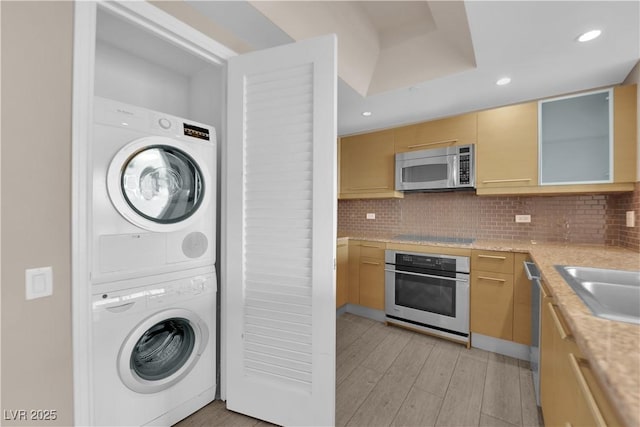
[175,313,542,427]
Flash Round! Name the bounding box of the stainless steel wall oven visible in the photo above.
[385,250,470,343]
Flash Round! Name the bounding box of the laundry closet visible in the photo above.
[88,5,224,426]
[72,2,338,427]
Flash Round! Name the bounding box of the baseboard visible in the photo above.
[343,304,386,322]
[471,333,531,361]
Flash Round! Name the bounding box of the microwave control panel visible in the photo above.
[458,146,471,185]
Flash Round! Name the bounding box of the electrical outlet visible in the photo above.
[626,211,635,228]
[515,215,531,223]
[366,213,376,220]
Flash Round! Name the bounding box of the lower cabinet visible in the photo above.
[336,241,349,308]
[513,253,532,345]
[470,250,531,344]
[540,282,623,427]
[358,241,386,310]
[340,239,386,310]
[471,270,514,340]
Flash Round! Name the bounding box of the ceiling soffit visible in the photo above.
[249,0,476,96]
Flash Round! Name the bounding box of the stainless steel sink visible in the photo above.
[555,265,640,325]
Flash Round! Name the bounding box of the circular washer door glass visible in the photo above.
[131,318,196,381]
[121,146,204,224]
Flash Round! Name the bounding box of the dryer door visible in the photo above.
[118,308,209,394]
[107,136,211,232]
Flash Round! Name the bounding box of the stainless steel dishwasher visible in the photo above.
[523,261,542,406]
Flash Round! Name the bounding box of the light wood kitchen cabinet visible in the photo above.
[613,84,638,184]
[471,250,533,344]
[539,285,623,427]
[471,270,514,340]
[336,241,349,308]
[339,130,403,199]
[476,102,538,195]
[347,240,361,304]
[344,240,387,310]
[471,250,515,341]
[513,253,532,345]
[477,84,637,195]
[358,241,386,310]
[394,112,477,153]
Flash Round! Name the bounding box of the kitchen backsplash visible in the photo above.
[338,183,640,250]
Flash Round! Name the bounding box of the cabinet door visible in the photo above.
[339,130,402,199]
[347,242,361,304]
[613,84,637,183]
[539,89,612,185]
[470,270,514,340]
[513,253,532,345]
[540,298,557,426]
[359,258,385,310]
[394,112,477,153]
[336,242,348,308]
[476,103,538,193]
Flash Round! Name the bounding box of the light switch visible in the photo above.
[626,211,635,228]
[26,266,53,300]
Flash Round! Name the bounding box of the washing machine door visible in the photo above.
[107,136,211,232]
[118,308,209,394]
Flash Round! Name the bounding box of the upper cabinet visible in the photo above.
[539,89,612,185]
[339,129,403,199]
[477,84,637,196]
[536,85,636,192]
[612,84,638,184]
[476,102,538,194]
[338,85,636,199]
[394,112,477,153]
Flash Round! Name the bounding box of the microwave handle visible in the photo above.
[448,154,457,188]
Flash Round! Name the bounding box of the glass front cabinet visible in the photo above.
[539,89,613,185]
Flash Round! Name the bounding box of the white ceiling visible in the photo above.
[186,1,640,137]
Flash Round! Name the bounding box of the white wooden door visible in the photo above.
[225,35,337,426]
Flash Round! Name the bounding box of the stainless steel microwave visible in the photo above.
[395,144,475,191]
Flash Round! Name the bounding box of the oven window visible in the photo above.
[402,163,448,183]
[395,272,456,317]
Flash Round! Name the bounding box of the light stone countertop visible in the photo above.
[338,234,640,427]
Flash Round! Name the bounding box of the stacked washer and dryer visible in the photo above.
[90,96,217,426]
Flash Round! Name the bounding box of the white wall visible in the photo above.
[1,2,74,425]
[623,60,640,181]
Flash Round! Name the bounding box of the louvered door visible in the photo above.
[225,35,337,426]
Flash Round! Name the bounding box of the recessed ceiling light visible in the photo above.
[577,29,601,42]
[496,77,511,86]
[362,111,372,117]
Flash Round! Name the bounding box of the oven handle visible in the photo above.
[384,268,469,283]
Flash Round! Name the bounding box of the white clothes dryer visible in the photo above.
[91,96,216,285]
[91,268,216,426]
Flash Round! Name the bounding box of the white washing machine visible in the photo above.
[92,267,216,426]
[91,96,216,285]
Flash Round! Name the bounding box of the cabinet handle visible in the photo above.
[347,186,389,190]
[477,276,506,283]
[362,261,381,266]
[548,303,570,340]
[481,178,532,184]
[568,353,607,427]
[362,244,381,248]
[540,282,551,299]
[478,254,507,260]
[407,139,458,149]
